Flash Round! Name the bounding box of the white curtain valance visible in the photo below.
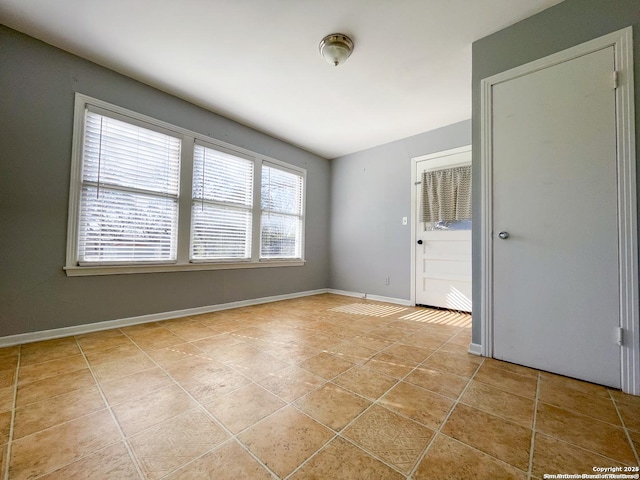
[422,165,472,223]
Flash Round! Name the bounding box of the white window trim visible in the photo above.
[191,141,255,262]
[259,161,306,261]
[65,93,306,276]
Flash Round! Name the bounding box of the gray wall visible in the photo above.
[329,121,471,300]
[0,26,330,337]
[471,0,640,343]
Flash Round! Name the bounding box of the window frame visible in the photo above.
[190,141,255,263]
[65,93,306,276]
[77,105,183,266]
[260,162,306,260]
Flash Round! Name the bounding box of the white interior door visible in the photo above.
[492,46,621,388]
[415,150,472,312]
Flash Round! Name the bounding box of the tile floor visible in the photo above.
[0,294,638,479]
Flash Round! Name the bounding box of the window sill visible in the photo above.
[64,260,306,277]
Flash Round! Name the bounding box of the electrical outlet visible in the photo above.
[384,277,390,285]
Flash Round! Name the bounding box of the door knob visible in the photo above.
[417,240,423,245]
[498,231,509,239]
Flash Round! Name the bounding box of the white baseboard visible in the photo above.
[327,289,366,299]
[468,342,483,356]
[1,288,416,348]
[0,288,330,348]
[326,289,412,307]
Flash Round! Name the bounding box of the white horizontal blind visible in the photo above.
[260,163,304,259]
[191,144,254,260]
[78,110,181,264]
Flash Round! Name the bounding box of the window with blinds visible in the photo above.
[66,94,306,275]
[77,110,181,264]
[191,144,254,260]
[260,163,304,259]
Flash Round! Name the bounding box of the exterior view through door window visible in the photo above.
[414,149,472,312]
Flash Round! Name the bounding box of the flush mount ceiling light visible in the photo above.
[319,33,354,66]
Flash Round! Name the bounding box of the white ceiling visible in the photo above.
[0,0,563,159]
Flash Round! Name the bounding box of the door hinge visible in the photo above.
[616,327,624,346]
[613,71,619,89]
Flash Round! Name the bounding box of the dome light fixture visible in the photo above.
[319,33,354,67]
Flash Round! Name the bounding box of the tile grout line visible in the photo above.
[205,378,341,479]
[403,349,542,478]
[280,429,338,479]
[11,339,152,478]
[527,372,541,480]
[533,392,639,465]
[117,330,283,480]
[254,319,414,478]
[73,334,147,480]
[406,354,485,479]
[153,439,278,480]
[468,361,614,463]
[11,300,640,479]
[7,304,462,480]
[285,320,471,479]
[475,369,634,473]
[336,435,411,479]
[608,389,640,466]
[249,314,434,478]
[468,366,613,477]
[4,304,471,480]
[16,304,470,479]
[524,397,635,469]
[471,365,540,399]
[284,394,407,478]
[371,315,473,478]
[224,338,401,477]
[4,348,20,480]
[284,368,407,477]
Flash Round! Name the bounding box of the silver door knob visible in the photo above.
[498,231,509,239]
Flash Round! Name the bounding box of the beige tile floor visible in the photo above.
[0,294,638,479]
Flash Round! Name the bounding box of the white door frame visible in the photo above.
[479,27,639,394]
[410,145,472,306]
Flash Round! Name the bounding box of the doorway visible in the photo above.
[480,28,638,393]
[411,146,472,312]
